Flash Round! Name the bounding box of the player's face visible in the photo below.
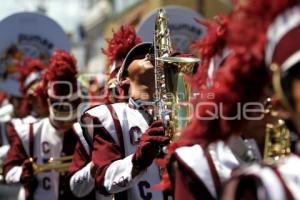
[127,56,155,86]
[128,58,154,74]
[9,96,28,118]
[47,94,80,131]
[28,94,49,118]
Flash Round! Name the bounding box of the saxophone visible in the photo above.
[263,98,291,164]
[153,8,199,140]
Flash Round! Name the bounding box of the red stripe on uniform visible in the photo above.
[202,145,222,198]
[106,104,125,158]
[173,153,216,200]
[29,123,34,157]
[270,166,294,200]
[106,105,127,200]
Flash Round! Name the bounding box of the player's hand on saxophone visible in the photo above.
[132,120,170,171]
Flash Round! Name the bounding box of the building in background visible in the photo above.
[0,0,231,73]
[82,0,231,73]
[0,0,90,72]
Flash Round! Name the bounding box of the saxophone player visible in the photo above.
[83,42,169,200]
[68,25,141,200]
[3,50,84,200]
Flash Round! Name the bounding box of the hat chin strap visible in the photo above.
[271,63,300,133]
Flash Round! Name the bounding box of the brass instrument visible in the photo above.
[30,156,72,174]
[153,8,199,140]
[263,98,291,164]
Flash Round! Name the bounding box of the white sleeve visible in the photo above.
[0,145,9,160]
[70,162,95,197]
[103,154,146,193]
[5,166,22,184]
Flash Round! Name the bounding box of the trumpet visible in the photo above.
[30,156,72,174]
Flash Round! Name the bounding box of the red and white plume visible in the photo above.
[42,49,78,97]
[102,25,142,70]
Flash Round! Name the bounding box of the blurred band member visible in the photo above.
[18,58,49,121]
[1,57,48,170]
[163,15,245,200]
[3,50,84,200]
[219,1,300,199]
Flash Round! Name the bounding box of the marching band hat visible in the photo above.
[117,42,153,82]
[266,6,300,72]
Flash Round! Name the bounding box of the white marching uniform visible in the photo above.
[169,141,240,200]
[70,123,111,200]
[0,116,38,162]
[85,102,163,200]
[4,118,80,200]
[227,154,300,200]
[0,122,10,162]
[0,116,39,200]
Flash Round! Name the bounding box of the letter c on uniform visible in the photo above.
[138,181,152,200]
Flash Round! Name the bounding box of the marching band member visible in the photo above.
[221,1,300,199]
[68,25,141,200]
[18,58,49,121]
[0,45,32,122]
[81,42,168,200]
[162,15,243,200]
[0,52,48,200]
[1,56,48,167]
[162,1,278,197]
[3,50,83,200]
[102,25,142,104]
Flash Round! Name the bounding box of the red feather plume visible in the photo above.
[190,14,228,90]
[42,49,78,96]
[180,0,298,144]
[102,25,142,67]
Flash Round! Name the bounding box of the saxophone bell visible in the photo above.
[153,8,199,141]
[156,56,200,74]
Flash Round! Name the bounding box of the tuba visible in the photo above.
[263,98,291,164]
[30,156,72,174]
[153,8,199,140]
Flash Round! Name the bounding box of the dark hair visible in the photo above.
[281,61,300,109]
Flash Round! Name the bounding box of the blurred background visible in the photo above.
[0,0,231,73]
